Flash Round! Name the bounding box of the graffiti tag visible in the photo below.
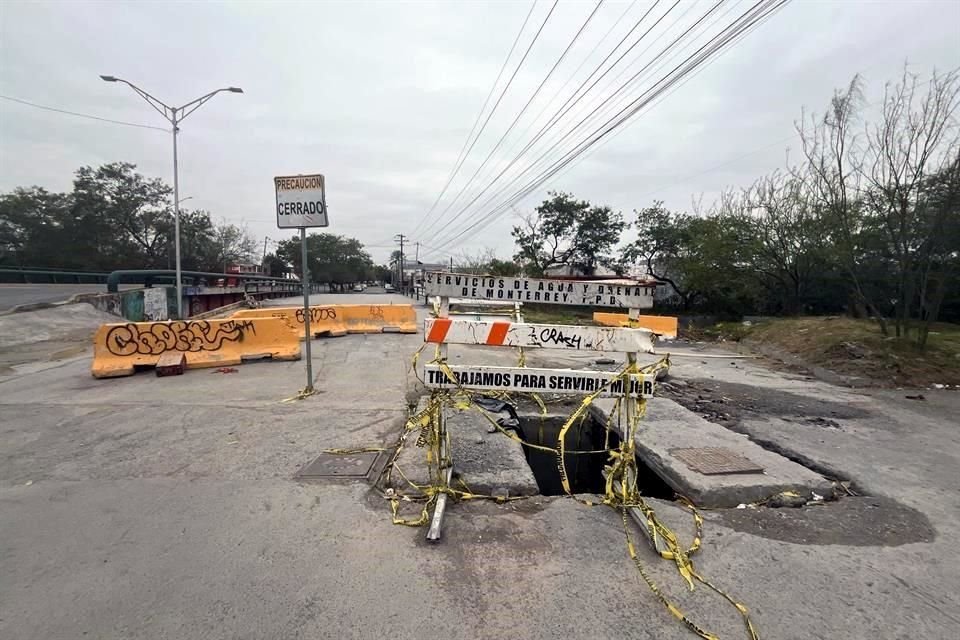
[105,320,257,357]
[369,305,384,320]
[295,307,337,323]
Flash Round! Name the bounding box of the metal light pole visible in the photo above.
[100,75,243,319]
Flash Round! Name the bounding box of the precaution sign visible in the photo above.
[423,272,654,308]
[275,174,328,228]
[423,364,655,398]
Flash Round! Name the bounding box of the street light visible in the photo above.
[100,75,243,318]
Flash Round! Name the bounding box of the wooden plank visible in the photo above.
[423,272,655,309]
[424,318,655,353]
[423,364,655,398]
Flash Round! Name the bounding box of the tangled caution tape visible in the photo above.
[380,355,759,640]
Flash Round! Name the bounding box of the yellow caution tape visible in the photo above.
[392,346,756,639]
[280,387,318,403]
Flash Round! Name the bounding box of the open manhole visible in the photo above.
[670,447,764,476]
[513,410,674,499]
[296,451,380,480]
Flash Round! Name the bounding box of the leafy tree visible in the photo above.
[0,187,73,267]
[262,253,290,278]
[71,162,173,269]
[623,203,758,313]
[275,233,373,289]
[512,191,625,276]
[488,258,522,277]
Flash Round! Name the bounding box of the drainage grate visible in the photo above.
[670,447,764,475]
[296,451,380,480]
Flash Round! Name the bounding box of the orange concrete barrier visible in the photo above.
[91,317,300,378]
[592,312,678,339]
[231,306,347,339]
[339,304,418,334]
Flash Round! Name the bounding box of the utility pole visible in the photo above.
[262,236,270,264]
[450,256,454,272]
[394,234,407,293]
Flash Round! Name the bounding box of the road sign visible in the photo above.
[423,272,654,308]
[424,318,655,353]
[423,364,655,398]
[275,174,328,228]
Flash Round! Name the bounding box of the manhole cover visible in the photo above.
[296,451,380,480]
[670,447,764,475]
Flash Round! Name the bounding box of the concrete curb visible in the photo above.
[590,396,835,508]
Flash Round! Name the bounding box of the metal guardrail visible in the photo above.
[106,269,299,293]
[0,267,111,284]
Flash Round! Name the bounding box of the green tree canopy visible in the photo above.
[512,191,625,276]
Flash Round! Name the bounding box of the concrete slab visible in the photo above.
[590,397,835,507]
[390,399,539,498]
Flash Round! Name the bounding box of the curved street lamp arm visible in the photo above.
[177,88,240,122]
[113,78,173,122]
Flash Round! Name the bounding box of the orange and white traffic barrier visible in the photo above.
[592,312,678,339]
[424,318,655,353]
[232,306,347,339]
[91,317,300,378]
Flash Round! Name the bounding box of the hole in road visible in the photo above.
[515,412,674,499]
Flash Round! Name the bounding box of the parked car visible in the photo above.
[352,284,364,292]
[384,284,395,292]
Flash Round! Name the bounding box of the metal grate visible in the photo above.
[296,451,380,480]
[670,447,764,475]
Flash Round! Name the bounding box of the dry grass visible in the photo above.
[727,316,960,386]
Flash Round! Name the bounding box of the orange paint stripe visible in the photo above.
[486,321,511,345]
[426,318,452,343]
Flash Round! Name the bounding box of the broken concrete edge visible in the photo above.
[391,394,539,498]
[588,398,837,509]
[0,300,73,316]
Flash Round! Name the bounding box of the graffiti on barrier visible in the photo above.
[369,305,384,320]
[105,320,257,356]
[294,307,337,323]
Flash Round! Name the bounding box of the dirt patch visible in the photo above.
[708,495,935,546]
[717,317,960,387]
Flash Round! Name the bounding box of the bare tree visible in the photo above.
[862,67,960,340]
[454,248,496,274]
[796,75,890,332]
[740,171,826,314]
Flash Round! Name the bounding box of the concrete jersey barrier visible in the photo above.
[339,304,417,334]
[593,312,678,339]
[231,306,348,339]
[231,304,417,336]
[91,317,300,378]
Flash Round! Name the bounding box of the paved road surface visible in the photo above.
[1,293,957,639]
[0,283,113,312]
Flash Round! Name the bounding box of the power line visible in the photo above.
[0,94,170,131]
[426,0,710,252]
[426,0,744,252]
[418,0,604,239]
[413,0,560,238]
[423,0,681,249]
[425,0,790,256]
[411,0,538,237]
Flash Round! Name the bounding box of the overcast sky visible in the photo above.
[1,0,957,266]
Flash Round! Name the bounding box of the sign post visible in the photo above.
[275,174,328,394]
